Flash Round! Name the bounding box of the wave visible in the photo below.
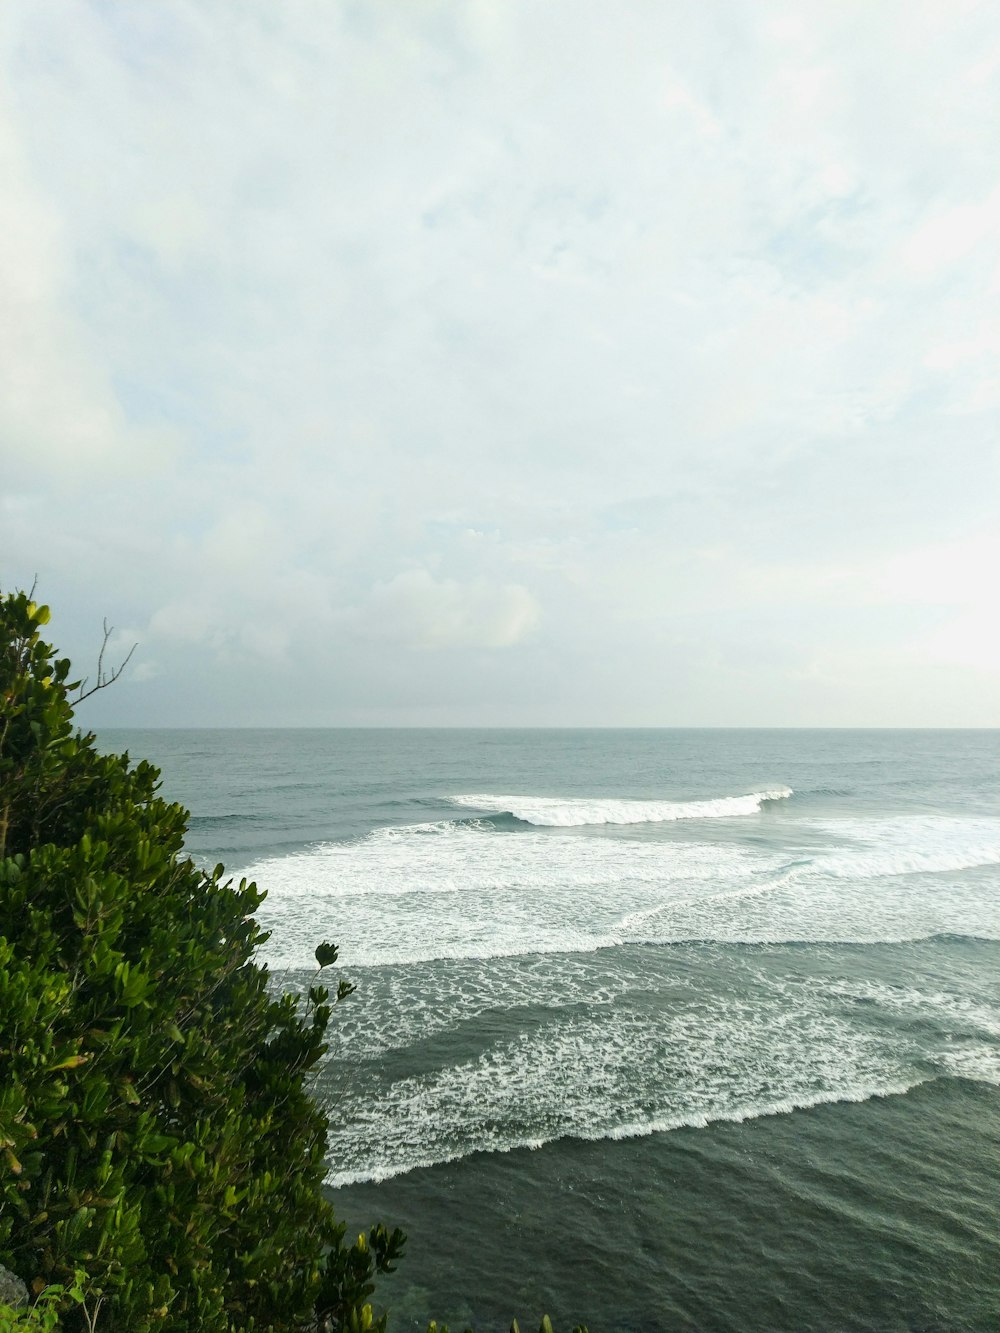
[246,811,1000,969]
[322,953,1000,1186]
[323,938,1000,1187]
[327,1079,924,1188]
[812,817,1000,880]
[449,788,793,827]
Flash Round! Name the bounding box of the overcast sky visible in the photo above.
[1,2,998,726]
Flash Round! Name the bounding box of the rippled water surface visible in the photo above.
[100,729,1000,1332]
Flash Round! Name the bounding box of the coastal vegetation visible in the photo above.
[0,589,586,1331]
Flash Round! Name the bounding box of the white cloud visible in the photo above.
[919,611,1000,673]
[901,186,1000,276]
[149,599,222,647]
[1,1,998,723]
[872,534,1000,678]
[370,570,540,649]
[0,99,175,482]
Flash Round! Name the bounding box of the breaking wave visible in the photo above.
[326,1081,924,1187]
[449,788,793,826]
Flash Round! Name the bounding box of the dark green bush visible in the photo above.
[0,589,402,1332]
[1,590,589,1333]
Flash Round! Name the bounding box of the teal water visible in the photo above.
[99,729,1000,1332]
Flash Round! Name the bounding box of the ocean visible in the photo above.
[98,728,1000,1333]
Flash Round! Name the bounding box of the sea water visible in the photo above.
[99,728,1000,1332]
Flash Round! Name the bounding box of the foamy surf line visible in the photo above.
[326,1077,922,1188]
[450,788,793,827]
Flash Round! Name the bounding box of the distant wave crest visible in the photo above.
[450,788,793,827]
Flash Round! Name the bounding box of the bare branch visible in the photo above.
[74,619,138,703]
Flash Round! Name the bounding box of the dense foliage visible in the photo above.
[0,589,403,1332]
[1,590,589,1333]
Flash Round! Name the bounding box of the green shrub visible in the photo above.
[0,589,590,1333]
[0,589,402,1332]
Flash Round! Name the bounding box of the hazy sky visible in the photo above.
[2,1,998,726]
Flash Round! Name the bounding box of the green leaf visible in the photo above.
[314,941,339,968]
[50,1054,89,1071]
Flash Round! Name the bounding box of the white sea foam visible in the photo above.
[811,816,1000,880]
[450,788,793,826]
[322,983,943,1187]
[249,828,775,967]
[224,774,1000,1190]
[819,976,1000,1042]
[327,1082,928,1188]
[937,1044,1000,1083]
[320,938,1000,1186]
[244,800,1000,1187]
[249,810,1000,970]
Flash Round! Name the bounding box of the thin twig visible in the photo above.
[74,621,137,704]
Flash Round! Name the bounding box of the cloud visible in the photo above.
[901,186,1000,276]
[369,570,540,650]
[1,1,998,723]
[0,98,175,484]
[874,533,1000,608]
[149,599,221,647]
